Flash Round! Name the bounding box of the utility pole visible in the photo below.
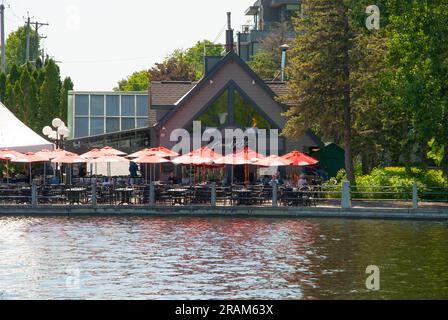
[0,3,5,72]
[25,13,31,62]
[33,20,48,62]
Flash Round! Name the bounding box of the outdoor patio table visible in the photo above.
[167,188,189,205]
[65,188,86,205]
[115,188,134,205]
[234,189,253,206]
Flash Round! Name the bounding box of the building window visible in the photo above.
[106,118,120,133]
[91,95,105,116]
[106,96,120,116]
[90,117,105,136]
[75,95,89,116]
[121,118,135,131]
[234,89,271,129]
[74,117,89,137]
[136,96,148,117]
[121,96,135,117]
[71,93,148,138]
[197,91,228,128]
[137,118,148,128]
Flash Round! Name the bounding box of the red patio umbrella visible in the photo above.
[282,151,319,166]
[235,147,265,184]
[214,154,252,185]
[89,155,129,177]
[0,149,24,183]
[256,155,293,167]
[36,149,66,160]
[128,148,178,181]
[12,152,50,184]
[134,154,170,183]
[172,153,214,185]
[80,149,103,159]
[190,146,223,183]
[51,153,87,185]
[100,146,127,156]
[51,152,87,164]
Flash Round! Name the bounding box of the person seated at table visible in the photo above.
[298,174,309,189]
[79,165,87,179]
[269,173,279,186]
[49,175,60,185]
[102,177,111,186]
[168,172,179,185]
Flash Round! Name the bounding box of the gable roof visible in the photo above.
[153,51,289,128]
[150,81,198,106]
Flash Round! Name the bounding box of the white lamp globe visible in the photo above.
[52,118,63,128]
[57,126,66,136]
[42,126,52,136]
[59,127,70,138]
[49,131,57,140]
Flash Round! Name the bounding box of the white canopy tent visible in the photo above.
[0,102,54,152]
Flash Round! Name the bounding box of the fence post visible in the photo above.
[341,181,351,209]
[31,182,37,207]
[412,183,419,209]
[91,183,97,207]
[149,182,155,206]
[211,183,217,207]
[272,181,278,207]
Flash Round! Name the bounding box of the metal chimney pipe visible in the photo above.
[226,12,234,53]
[280,44,290,81]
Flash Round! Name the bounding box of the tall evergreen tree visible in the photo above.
[59,77,74,122]
[8,64,22,84]
[281,0,356,182]
[16,68,39,130]
[0,72,7,102]
[39,59,61,127]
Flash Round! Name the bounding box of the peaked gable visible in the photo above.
[157,52,288,147]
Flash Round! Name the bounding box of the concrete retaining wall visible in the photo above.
[0,205,447,221]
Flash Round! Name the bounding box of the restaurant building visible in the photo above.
[65,11,325,178]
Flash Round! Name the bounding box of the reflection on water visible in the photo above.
[0,216,447,300]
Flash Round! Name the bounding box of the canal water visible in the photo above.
[0,216,447,300]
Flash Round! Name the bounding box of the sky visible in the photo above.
[5,0,255,91]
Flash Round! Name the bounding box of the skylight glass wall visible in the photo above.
[68,92,149,139]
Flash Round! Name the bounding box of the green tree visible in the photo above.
[59,77,74,122]
[8,64,22,84]
[282,0,356,182]
[149,55,197,82]
[14,68,39,130]
[0,72,6,102]
[39,59,61,127]
[182,40,224,79]
[115,70,149,91]
[5,26,40,70]
[248,22,295,80]
[380,1,448,175]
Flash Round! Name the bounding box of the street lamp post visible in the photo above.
[42,118,71,150]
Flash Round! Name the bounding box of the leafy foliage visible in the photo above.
[116,40,224,91]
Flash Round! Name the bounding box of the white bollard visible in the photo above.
[341,181,351,209]
[412,183,419,210]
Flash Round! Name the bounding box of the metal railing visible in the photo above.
[0,182,447,210]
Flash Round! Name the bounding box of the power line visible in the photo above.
[212,23,227,44]
[60,56,155,64]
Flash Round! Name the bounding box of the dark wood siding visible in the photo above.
[160,60,287,147]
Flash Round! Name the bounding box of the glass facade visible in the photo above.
[193,88,271,130]
[69,92,149,138]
